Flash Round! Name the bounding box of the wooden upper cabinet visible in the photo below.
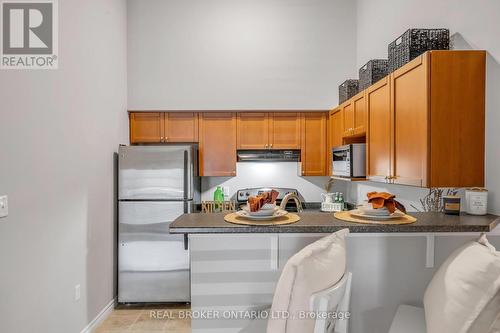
[391,55,429,187]
[164,112,198,142]
[199,113,237,177]
[342,101,354,137]
[237,112,301,149]
[129,112,198,144]
[367,77,391,183]
[428,51,485,187]
[330,108,343,148]
[328,108,343,176]
[341,91,366,138]
[353,91,366,135]
[130,112,164,143]
[301,112,328,176]
[237,113,269,149]
[365,51,486,188]
[269,112,301,149]
[390,51,486,187]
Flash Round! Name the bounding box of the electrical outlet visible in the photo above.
[222,187,230,199]
[0,196,8,218]
[75,284,81,301]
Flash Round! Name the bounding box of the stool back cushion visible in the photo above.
[267,229,349,333]
[423,234,500,333]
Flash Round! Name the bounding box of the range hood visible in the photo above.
[237,150,301,162]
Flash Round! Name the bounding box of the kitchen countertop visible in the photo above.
[169,211,500,234]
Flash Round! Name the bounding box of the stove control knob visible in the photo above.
[246,192,250,197]
[238,192,243,197]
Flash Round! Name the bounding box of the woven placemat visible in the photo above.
[334,211,416,225]
[224,212,300,226]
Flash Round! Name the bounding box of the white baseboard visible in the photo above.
[80,298,115,333]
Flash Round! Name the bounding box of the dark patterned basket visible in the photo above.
[338,79,359,104]
[359,59,388,90]
[388,29,449,72]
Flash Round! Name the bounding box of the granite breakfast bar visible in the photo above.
[170,212,499,333]
[169,211,500,234]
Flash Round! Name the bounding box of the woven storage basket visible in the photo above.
[339,79,359,104]
[359,59,388,90]
[388,28,449,72]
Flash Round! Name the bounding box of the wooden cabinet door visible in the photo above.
[269,113,301,149]
[129,112,164,143]
[367,77,391,183]
[391,55,429,187]
[330,109,343,148]
[199,113,237,176]
[353,92,366,135]
[342,101,354,137]
[301,112,328,176]
[237,113,269,149]
[164,112,199,142]
[328,109,343,176]
[429,51,486,187]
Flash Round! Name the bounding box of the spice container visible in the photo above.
[465,188,488,215]
[443,195,461,215]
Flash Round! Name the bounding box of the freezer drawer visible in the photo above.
[118,201,190,302]
[118,270,190,303]
[118,238,190,302]
[118,145,195,200]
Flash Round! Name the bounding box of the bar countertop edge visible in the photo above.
[169,212,500,234]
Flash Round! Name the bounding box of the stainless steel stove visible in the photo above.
[235,187,304,211]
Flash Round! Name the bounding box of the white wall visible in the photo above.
[0,1,128,332]
[128,0,358,202]
[354,0,500,214]
[127,0,357,110]
[201,162,346,202]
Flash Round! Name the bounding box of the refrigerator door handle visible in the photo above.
[183,150,188,201]
[184,234,189,250]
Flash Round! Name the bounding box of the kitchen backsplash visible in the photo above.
[201,162,346,202]
[346,181,466,212]
[202,163,467,211]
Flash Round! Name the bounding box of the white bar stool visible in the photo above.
[310,272,353,333]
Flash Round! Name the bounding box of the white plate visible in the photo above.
[349,209,405,220]
[241,205,278,216]
[235,209,288,221]
[358,204,391,216]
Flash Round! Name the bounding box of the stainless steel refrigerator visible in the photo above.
[118,145,199,303]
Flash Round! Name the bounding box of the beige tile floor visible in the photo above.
[95,304,191,333]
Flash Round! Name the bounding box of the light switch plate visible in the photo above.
[0,196,8,218]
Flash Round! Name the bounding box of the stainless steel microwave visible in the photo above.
[332,144,366,178]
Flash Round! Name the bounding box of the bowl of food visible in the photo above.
[244,190,279,216]
[357,192,407,217]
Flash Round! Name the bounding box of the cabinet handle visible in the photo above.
[165,137,168,142]
[265,144,268,148]
[232,170,236,175]
[160,136,164,142]
[270,144,273,148]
